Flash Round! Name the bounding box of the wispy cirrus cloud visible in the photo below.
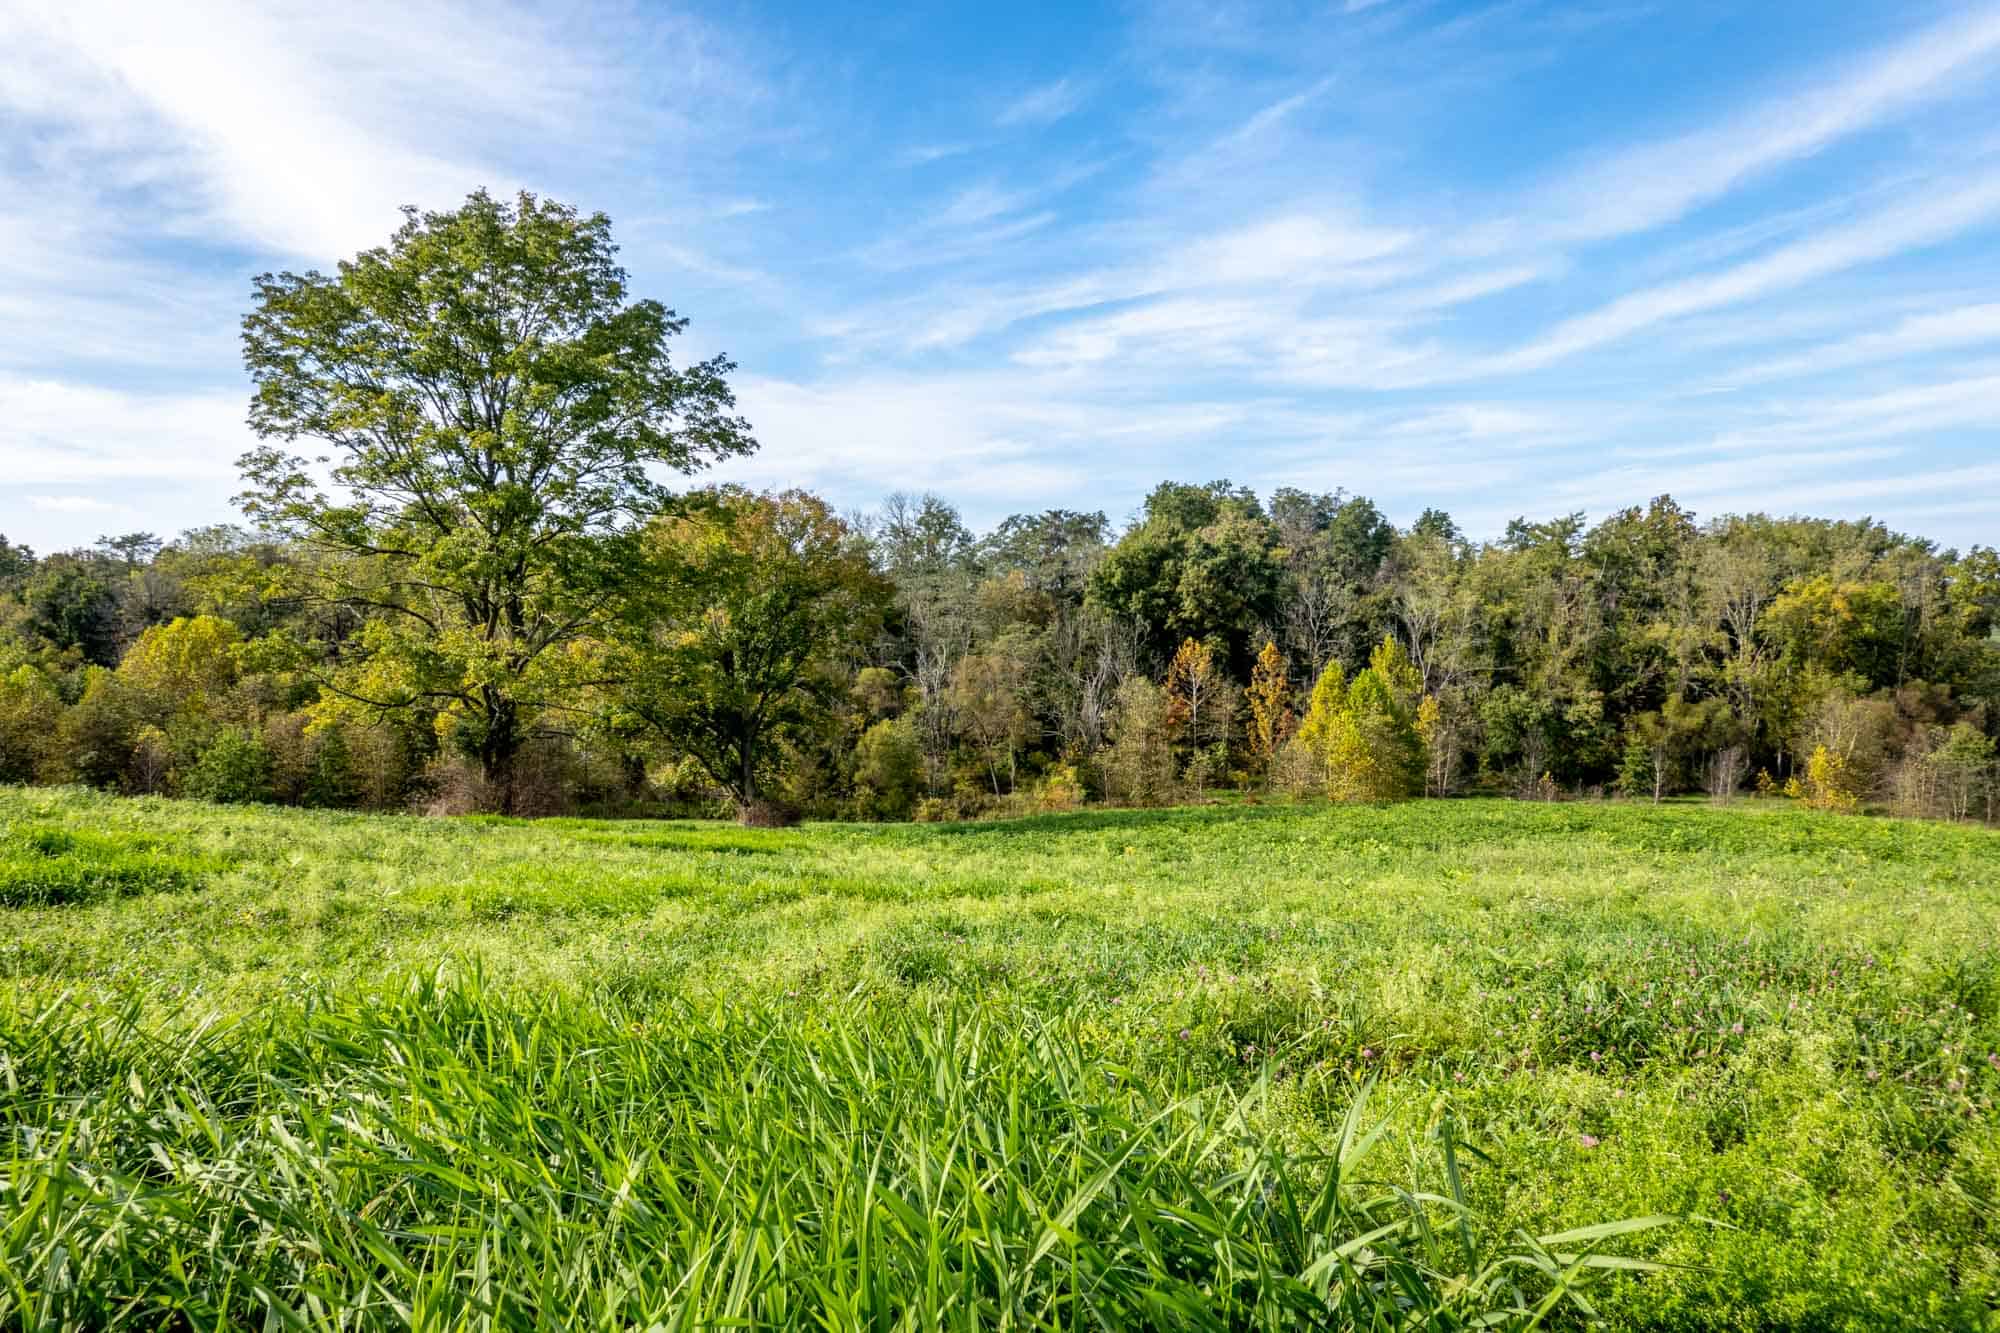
[1530,3,2000,243]
[8,0,2000,557]
[996,78,1086,128]
[1717,301,2000,386]
[1484,172,2000,374]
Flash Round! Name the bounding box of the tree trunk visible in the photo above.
[480,694,520,815]
[732,725,800,826]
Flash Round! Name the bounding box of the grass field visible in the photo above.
[2,787,1998,1329]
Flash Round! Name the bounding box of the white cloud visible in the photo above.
[1539,3,2000,242]
[1487,175,2000,373]
[1717,459,2000,511]
[6,0,2000,558]
[1219,78,1338,147]
[997,78,1084,127]
[29,495,118,513]
[895,143,974,167]
[1718,301,2000,386]
[0,0,758,260]
[1,377,249,486]
[0,376,249,549]
[1165,213,1413,287]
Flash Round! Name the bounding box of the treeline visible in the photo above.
[3,484,1996,824]
[3,189,1996,825]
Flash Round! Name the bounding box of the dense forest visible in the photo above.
[5,488,1996,825]
[3,193,1997,825]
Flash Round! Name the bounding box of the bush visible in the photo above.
[1100,677,1179,807]
[302,726,362,809]
[1893,722,1997,822]
[55,667,142,789]
[183,726,274,804]
[1269,736,1323,800]
[853,716,922,819]
[1181,741,1229,795]
[0,665,62,783]
[1034,761,1085,812]
[1799,743,1859,813]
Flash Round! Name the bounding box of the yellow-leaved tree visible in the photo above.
[1293,635,1430,801]
[1246,640,1293,781]
[117,614,242,720]
[1799,743,1861,813]
[1163,637,1222,743]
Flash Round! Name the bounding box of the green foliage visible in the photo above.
[1087,481,1287,671]
[181,725,274,804]
[301,725,363,809]
[1295,637,1426,801]
[853,716,923,818]
[54,667,142,789]
[1799,743,1861,814]
[7,460,2000,829]
[1617,737,1657,800]
[19,556,119,665]
[1620,695,1738,801]
[0,666,62,783]
[116,613,241,718]
[1766,575,1908,687]
[620,488,890,819]
[1100,676,1180,806]
[0,533,33,585]
[236,189,755,809]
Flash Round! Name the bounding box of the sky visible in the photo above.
[4,0,2000,555]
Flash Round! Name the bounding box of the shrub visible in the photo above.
[1893,722,1997,822]
[1295,638,1426,802]
[1034,761,1085,812]
[302,725,362,809]
[1100,677,1179,807]
[0,665,62,783]
[55,667,142,789]
[1181,741,1229,795]
[1616,737,1656,801]
[853,716,922,819]
[117,614,242,718]
[1269,735,1323,800]
[183,726,274,805]
[129,724,173,795]
[1799,743,1859,813]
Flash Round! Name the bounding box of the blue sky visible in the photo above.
[5,0,2000,554]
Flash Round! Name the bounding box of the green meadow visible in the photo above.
[2,786,1997,1329]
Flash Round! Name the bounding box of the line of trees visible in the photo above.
[2,192,1996,824]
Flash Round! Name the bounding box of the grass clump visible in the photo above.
[0,822,222,908]
[1,974,1664,1329]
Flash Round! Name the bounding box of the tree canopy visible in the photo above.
[236,190,754,810]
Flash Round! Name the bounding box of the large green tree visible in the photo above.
[237,190,754,810]
[620,489,890,824]
[1087,480,1287,673]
